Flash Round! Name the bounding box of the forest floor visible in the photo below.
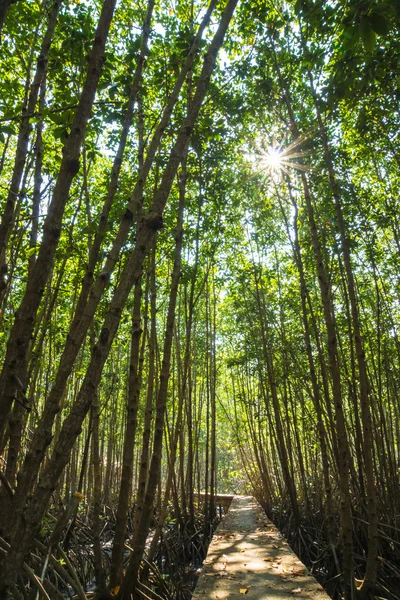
[192,496,331,600]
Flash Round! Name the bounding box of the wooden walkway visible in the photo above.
[193,496,330,600]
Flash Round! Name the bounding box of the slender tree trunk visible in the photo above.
[0,1,235,586]
[0,0,62,297]
[1,77,48,489]
[118,149,186,600]
[304,53,378,595]
[134,243,156,536]
[109,278,143,587]
[209,273,217,523]
[0,0,116,441]
[253,268,301,525]
[277,185,338,553]
[271,41,354,594]
[8,0,214,509]
[92,392,106,590]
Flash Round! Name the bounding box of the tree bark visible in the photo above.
[0,0,235,586]
[109,278,143,587]
[0,0,62,298]
[118,141,186,600]
[0,0,116,442]
[118,3,239,595]
[304,55,378,596]
[8,0,214,512]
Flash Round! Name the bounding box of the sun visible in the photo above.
[245,133,311,181]
[264,148,282,170]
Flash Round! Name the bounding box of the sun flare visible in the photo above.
[264,148,282,170]
[246,133,311,181]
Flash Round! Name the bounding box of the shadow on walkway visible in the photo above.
[193,496,330,600]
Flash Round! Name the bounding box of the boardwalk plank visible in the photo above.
[193,496,331,600]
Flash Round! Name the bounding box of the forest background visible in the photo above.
[0,0,399,599]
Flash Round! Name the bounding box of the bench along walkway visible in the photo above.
[193,496,330,600]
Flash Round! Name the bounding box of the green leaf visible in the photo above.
[53,126,68,140]
[26,246,36,258]
[49,112,68,125]
[294,0,302,15]
[373,3,395,16]
[370,12,389,36]
[359,19,376,52]
[343,24,360,49]
[0,124,16,135]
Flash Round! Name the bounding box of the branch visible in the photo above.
[0,100,124,124]
[0,470,13,498]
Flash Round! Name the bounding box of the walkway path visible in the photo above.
[193,496,330,600]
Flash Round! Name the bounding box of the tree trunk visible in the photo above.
[0,0,116,442]
[109,278,143,587]
[306,60,378,596]
[118,139,186,600]
[0,0,62,297]
[0,0,235,585]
